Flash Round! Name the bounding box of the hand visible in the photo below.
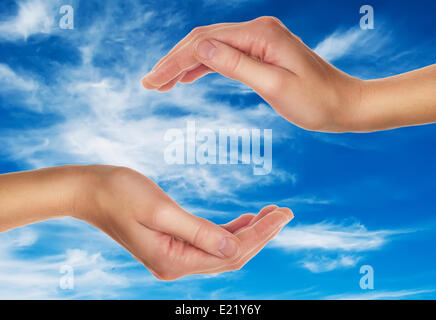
[142,16,436,133]
[141,16,362,132]
[74,165,293,280]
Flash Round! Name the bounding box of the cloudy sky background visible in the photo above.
[0,0,435,299]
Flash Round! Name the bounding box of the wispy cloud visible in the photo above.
[326,289,435,300]
[0,221,157,299]
[314,27,390,62]
[269,221,413,273]
[270,221,409,252]
[301,254,361,273]
[0,0,56,40]
[0,63,38,91]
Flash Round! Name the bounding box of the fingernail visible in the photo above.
[142,70,159,88]
[219,237,239,258]
[141,76,149,87]
[278,211,294,228]
[196,40,216,60]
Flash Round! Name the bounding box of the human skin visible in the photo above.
[0,165,293,280]
[142,16,436,133]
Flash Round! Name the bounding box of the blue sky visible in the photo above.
[0,0,435,299]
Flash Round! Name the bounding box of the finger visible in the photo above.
[236,207,293,253]
[221,213,255,233]
[142,19,303,89]
[221,204,278,234]
[142,51,200,88]
[193,38,295,101]
[233,210,292,264]
[142,24,245,88]
[151,23,238,72]
[130,208,292,280]
[215,207,293,273]
[148,203,242,259]
[220,205,278,234]
[157,72,186,92]
[199,222,285,276]
[247,204,278,226]
[179,64,213,83]
[128,219,229,280]
[192,207,293,275]
[180,207,282,275]
[142,24,237,89]
[224,221,285,272]
[147,18,283,76]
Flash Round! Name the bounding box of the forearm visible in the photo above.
[347,64,436,132]
[0,165,86,232]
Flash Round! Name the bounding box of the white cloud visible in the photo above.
[269,221,412,273]
[0,222,156,299]
[301,254,361,273]
[314,27,389,62]
[203,0,261,8]
[326,289,435,300]
[275,195,332,206]
[270,221,408,252]
[0,0,55,40]
[0,63,38,91]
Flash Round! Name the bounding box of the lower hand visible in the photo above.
[74,165,293,280]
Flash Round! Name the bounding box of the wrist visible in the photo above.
[54,165,95,220]
[70,165,109,223]
[334,76,367,133]
[70,164,133,225]
[341,79,382,133]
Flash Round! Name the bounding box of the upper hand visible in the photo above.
[141,16,363,133]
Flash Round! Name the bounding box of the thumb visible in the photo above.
[154,204,242,259]
[194,39,287,97]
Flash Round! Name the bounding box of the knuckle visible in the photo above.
[190,26,206,36]
[172,55,184,72]
[241,213,254,220]
[226,51,243,74]
[190,27,209,44]
[255,16,282,28]
[251,223,263,240]
[143,201,161,226]
[191,223,208,248]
